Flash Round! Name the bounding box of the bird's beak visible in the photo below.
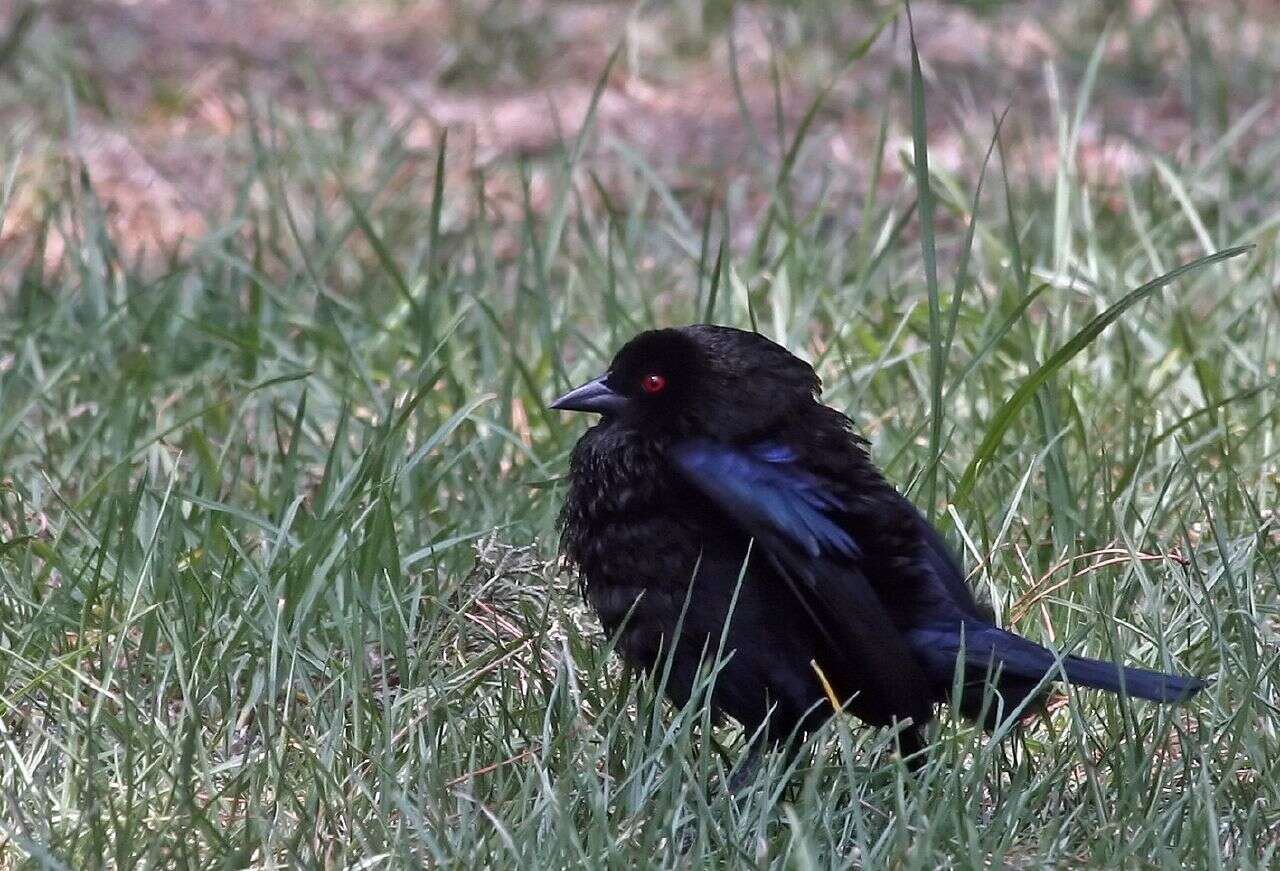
[551,375,628,415]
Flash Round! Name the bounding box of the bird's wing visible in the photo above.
[669,438,935,727]
[670,440,860,562]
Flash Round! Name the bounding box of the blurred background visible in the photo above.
[2,0,1277,267]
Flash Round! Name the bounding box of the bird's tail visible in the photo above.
[907,622,1206,724]
[1049,651,1205,700]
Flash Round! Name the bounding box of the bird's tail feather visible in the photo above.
[907,622,1206,706]
[1054,652,1205,701]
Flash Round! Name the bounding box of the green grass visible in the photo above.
[3,10,1280,870]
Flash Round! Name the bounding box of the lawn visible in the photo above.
[1,1,1278,867]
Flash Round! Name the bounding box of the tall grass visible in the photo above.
[2,10,1279,869]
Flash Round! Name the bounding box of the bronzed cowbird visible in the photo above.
[552,325,1205,783]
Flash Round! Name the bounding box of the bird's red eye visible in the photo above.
[641,373,667,394]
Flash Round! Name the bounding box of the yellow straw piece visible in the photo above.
[810,659,842,712]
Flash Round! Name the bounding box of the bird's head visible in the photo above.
[551,325,821,439]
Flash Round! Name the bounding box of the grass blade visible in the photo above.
[950,245,1252,508]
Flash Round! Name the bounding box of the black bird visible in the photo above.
[552,325,1205,783]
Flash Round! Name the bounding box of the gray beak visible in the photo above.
[551,375,628,415]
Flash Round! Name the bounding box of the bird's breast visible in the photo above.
[560,424,717,600]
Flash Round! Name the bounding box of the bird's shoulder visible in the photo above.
[667,402,921,567]
[773,404,889,497]
[772,405,973,622]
